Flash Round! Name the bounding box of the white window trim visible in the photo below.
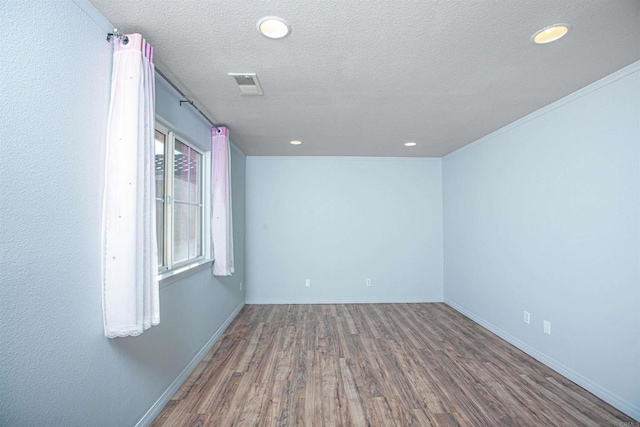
[158,258,213,288]
[155,117,212,286]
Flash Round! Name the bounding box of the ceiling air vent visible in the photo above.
[229,73,263,96]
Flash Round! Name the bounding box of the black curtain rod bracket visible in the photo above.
[155,67,220,128]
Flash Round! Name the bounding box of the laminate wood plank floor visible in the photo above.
[152,304,635,426]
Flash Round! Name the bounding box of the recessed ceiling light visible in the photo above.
[532,24,570,44]
[290,140,302,145]
[257,16,291,39]
[404,142,417,147]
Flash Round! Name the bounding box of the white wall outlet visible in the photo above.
[524,311,530,324]
[239,282,243,291]
[305,279,311,288]
[544,320,551,335]
[366,279,372,287]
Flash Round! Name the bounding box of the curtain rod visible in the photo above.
[155,68,221,129]
[106,29,220,129]
[106,28,128,45]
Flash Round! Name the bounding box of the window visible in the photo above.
[155,123,208,273]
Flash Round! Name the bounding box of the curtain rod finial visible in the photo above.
[213,127,229,137]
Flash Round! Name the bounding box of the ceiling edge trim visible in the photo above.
[73,0,113,32]
[445,59,640,160]
[245,156,442,162]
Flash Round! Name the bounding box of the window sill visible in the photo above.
[158,259,213,288]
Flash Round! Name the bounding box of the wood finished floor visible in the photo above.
[152,304,634,426]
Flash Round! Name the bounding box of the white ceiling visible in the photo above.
[90,0,640,157]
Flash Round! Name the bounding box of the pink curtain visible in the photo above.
[211,127,234,276]
[102,34,159,338]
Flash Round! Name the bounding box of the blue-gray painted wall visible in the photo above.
[0,1,245,425]
[245,157,443,303]
[443,64,640,419]
[2,0,639,423]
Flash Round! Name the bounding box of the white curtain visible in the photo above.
[211,127,234,276]
[102,34,159,338]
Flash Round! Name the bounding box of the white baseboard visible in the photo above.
[444,299,640,422]
[245,296,442,304]
[135,302,245,427]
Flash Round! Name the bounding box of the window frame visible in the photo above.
[155,119,211,281]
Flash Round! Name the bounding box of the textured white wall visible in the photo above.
[0,1,245,425]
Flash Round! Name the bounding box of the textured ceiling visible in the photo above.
[89,0,640,157]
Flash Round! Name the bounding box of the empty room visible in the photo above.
[1,0,639,426]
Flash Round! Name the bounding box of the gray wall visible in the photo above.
[245,157,443,303]
[0,1,245,425]
[443,64,640,419]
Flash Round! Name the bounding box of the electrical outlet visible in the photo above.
[544,320,551,335]
[305,279,311,288]
[239,282,243,291]
[366,279,372,287]
[524,311,530,324]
